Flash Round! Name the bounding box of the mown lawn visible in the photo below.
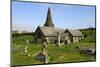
[12,35,96,66]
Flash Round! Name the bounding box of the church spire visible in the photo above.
[44,8,54,27]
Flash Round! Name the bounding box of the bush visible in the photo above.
[12,33,33,37]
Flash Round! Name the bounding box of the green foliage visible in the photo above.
[81,34,96,43]
[12,33,34,37]
[80,28,96,43]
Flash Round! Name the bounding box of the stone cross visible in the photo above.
[57,32,61,46]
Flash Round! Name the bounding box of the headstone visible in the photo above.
[24,45,28,53]
[26,40,29,45]
[24,40,29,53]
[42,42,47,52]
[57,32,61,46]
[43,42,47,48]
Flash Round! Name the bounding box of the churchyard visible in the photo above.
[12,28,96,66]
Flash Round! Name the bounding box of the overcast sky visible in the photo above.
[12,1,96,32]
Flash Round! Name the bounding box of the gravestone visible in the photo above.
[42,42,47,53]
[24,40,29,53]
[57,32,61,46]
[25,40,29,45]
[24,45,28,53]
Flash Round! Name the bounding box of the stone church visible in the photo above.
[34,8,84,44]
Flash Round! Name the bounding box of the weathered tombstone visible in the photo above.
[42,42,47,53]
[26,39,29,45]
[24,40,29,53]
[44,42,47,48]
[57,32,61,46]
[24,45,28,53]
[13,46,21,53]
[20,47,24,53]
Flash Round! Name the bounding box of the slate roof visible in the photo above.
[39,26,65,36]
[37,26,83,37]
[67,29,83,36]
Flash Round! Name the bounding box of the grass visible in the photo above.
[12,35,96,66]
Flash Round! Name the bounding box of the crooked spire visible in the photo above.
[44,8,54,27]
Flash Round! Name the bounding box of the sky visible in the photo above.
[12,1,96,32]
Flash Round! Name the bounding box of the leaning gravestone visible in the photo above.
[42,42,47,53]
[24,40,29,53]
[24,45,28,53]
